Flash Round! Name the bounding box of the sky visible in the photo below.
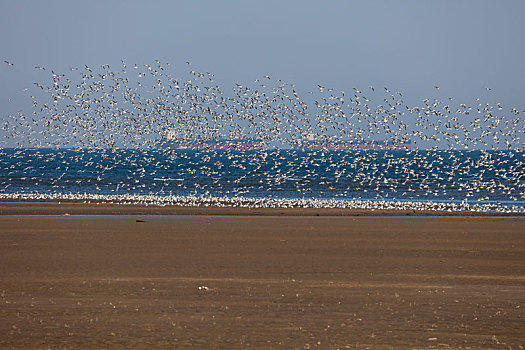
[1,0,524,147]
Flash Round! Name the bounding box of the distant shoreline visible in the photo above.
[1,200,523,217]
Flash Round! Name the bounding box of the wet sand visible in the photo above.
[1,206,524,348]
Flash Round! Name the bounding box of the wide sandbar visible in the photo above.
[0,214,524,348]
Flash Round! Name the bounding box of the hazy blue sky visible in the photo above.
[1,0,524,138]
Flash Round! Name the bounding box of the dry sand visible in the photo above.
[0,204,524,348]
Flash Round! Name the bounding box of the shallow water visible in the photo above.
[1,148,523,212]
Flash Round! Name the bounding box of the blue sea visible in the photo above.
[1,148,523,212]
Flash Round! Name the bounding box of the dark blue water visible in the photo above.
[1,148,523,207]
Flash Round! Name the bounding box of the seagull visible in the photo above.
[1,58,521,214]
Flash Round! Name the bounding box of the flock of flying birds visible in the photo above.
[1,59,524,212]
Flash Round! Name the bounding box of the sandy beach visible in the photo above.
[1,204,524,348]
